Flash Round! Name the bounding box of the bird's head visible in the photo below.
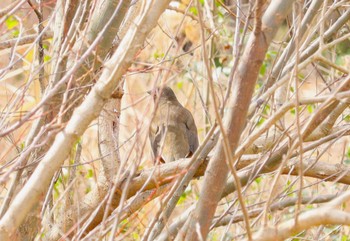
[147,86,178,102]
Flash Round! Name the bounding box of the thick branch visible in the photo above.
[0,1,172,239]
[251,191,350,241]
[183,1,294,240]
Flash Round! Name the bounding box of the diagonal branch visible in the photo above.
[182,1,295,240]
[0,1,172,239]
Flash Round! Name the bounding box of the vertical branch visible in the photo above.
[97,0,132,184]
[292,0,304,225]
[98,92,123,182]
[26,0,45,94]
[200,0,254,239]
[182,1,294,240]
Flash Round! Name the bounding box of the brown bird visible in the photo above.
[148,87,198,163]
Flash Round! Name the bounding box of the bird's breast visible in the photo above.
[159,125,190,162]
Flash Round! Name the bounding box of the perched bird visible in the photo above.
[148,87,198,163]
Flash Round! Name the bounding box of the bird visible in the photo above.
[148,86,198,163]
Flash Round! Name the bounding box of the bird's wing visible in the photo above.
[149,125,167,163]
[184,109,199,154]
[149,125,161,157]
